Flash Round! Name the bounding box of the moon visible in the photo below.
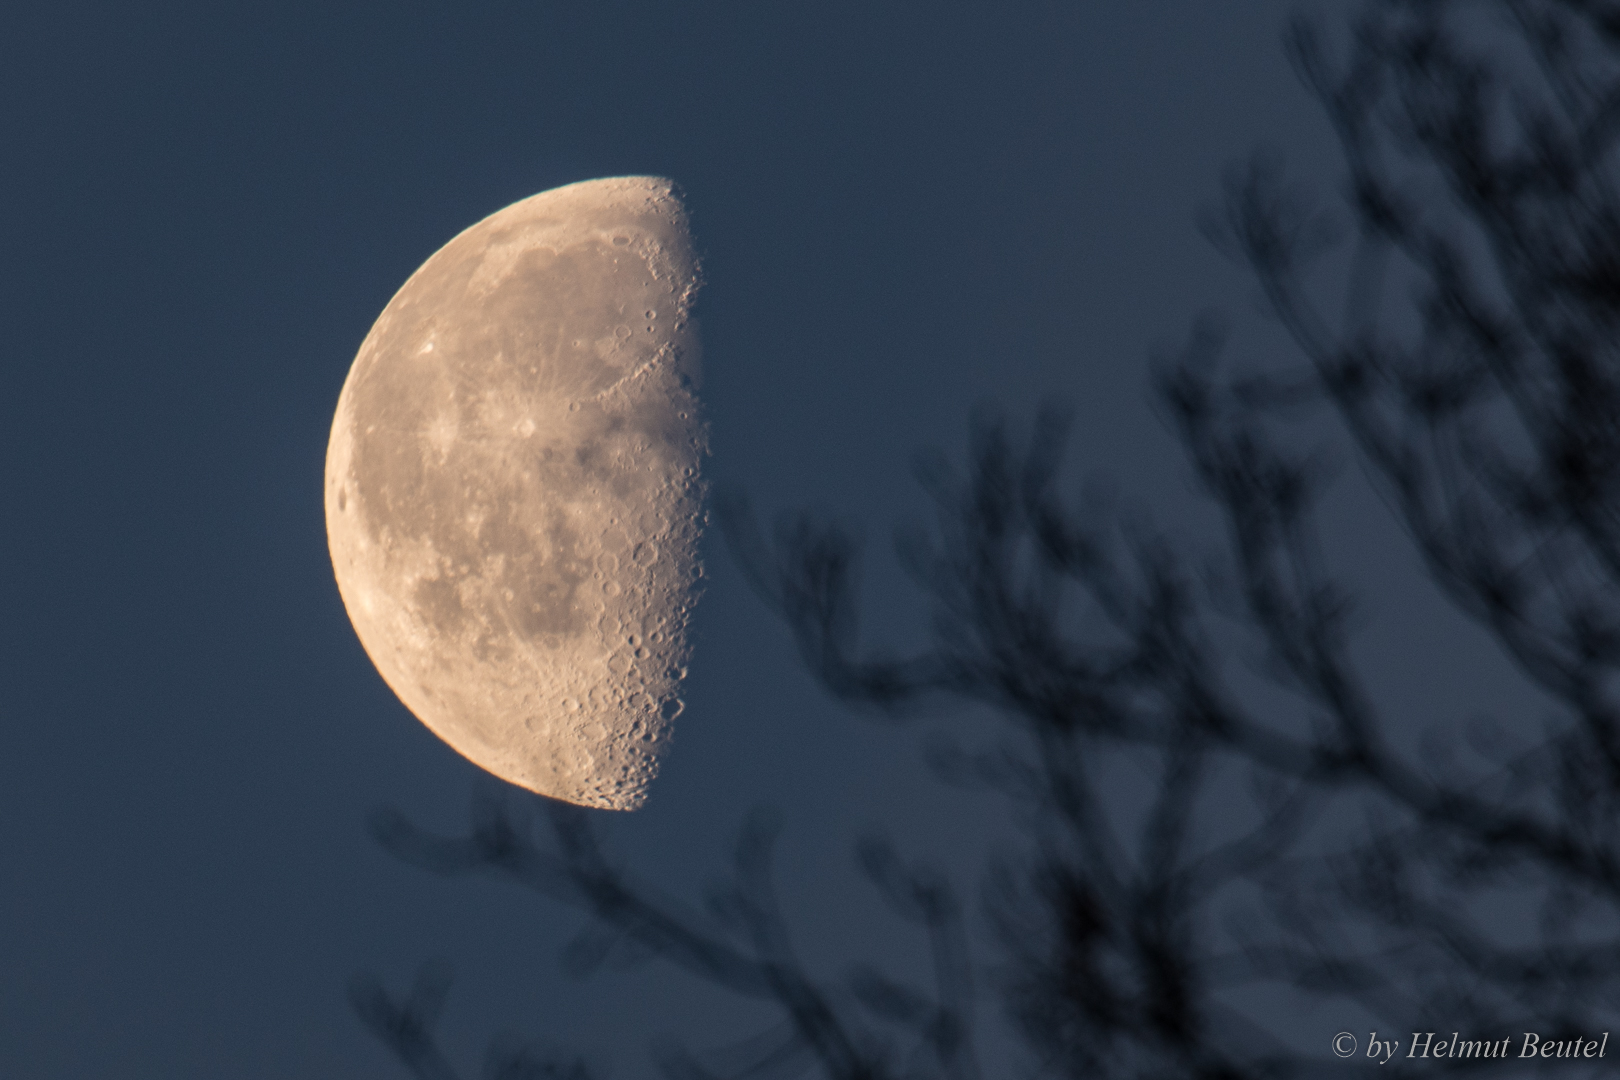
[324,176,706,811]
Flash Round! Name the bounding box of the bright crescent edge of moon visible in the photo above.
[324,176,706,811]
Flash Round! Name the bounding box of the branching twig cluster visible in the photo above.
[353,797,980,1080]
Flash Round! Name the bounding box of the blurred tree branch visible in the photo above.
[357,797,980,1080]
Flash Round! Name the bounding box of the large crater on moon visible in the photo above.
[325,176,706,810]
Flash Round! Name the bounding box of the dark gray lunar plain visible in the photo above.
[325,177,705,810]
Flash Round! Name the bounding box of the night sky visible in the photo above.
[2,2,1532,1076]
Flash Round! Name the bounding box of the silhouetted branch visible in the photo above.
[350,960,463,1080]
[364,794,981,1080]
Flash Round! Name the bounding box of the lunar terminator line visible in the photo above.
[324,176,706,810]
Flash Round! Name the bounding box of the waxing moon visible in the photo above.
[324,176,706,811]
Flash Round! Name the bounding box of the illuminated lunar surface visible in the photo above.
[324,176,705,810]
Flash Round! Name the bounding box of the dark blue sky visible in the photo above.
[4,1,1532,1075]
